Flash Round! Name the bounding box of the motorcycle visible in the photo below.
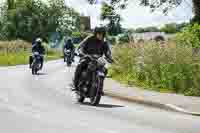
[75,55,107,106]
[32,52,42,75]
[64,49,73,66]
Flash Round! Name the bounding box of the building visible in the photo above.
[80,16,91,31]
[130,32,176,42]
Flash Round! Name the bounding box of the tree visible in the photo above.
[145,26,160,32]
[140,0,199,23]
[0,0,81,41]
[160,23,178,34]
[135,27,145,33]
[87,0,200,23]
[100,2,123,35]
[134,26,160,33]
[7,0,16,10]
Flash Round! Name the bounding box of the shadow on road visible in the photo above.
[37,72,47,75]
[82,102,124,108]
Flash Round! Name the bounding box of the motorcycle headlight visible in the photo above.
[33,52,39,56]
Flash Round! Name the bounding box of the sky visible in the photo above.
[0,0,193,28]
[65,0,193,28]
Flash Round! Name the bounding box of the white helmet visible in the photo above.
[36,38,42,43]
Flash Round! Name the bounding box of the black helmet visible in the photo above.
[67,38,72,43]
[94,27,106,36]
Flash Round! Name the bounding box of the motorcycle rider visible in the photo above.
[29,38,45,69]
[63,38,75,62]
[72,27,113,93]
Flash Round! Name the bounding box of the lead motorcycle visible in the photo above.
[64,49,73,66]
[32,52,43,75]
[75,55,107,106]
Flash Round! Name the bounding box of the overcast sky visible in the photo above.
[65,0,193,28]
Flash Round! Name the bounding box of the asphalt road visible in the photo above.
[0,60,200,133]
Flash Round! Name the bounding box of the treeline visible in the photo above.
[0,0,81,42]
[128,23,188,34]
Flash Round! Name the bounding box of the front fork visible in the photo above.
[89,68,106,97]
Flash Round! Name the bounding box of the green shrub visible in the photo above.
[107,36,117,45]
[176,23,200,48]
[118,34,130,44]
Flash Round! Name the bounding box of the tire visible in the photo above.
[32,68,35,75]
[90,77,104,106]
[32,60,38,75]
[66,56,71,66]
[35,68,38,75]
[76,93,85,103]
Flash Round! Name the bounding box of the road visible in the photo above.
[0,60,199,133]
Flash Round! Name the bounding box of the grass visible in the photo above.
[0,40,62,66]
[109,41,200,96]
[0,52,62,66]
[0,51,29,66]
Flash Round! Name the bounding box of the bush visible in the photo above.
[176,23,200,48]
[118,34,130,44]
[110,41,200,96]
[107,36,117,45]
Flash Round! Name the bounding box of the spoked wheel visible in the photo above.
[32,68,35,75]
[66,56,72,66]
[32,67,38,75]
[76,93,85,103]
[90,76,104,106]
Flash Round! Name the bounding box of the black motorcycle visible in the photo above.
[32,52,42,75]
[75,55,107,106]
[64,49,73,66]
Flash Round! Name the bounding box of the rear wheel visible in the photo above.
[90,76,104,106]
[66,56,71,66]
[31,60,38,75]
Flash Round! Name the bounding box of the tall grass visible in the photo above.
[0,40,62,66]
[110,41,200,96]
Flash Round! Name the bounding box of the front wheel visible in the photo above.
[66,56,72,66]
[32,62,36,75]
[76,93,85,103]
[32,68,35,75]
[90,76,104,106]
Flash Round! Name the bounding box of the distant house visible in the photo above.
[129,32,175,42]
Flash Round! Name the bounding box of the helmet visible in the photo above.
[35,38,42,43]
[94,27,106,35]
[67,38,72,42]
[65,38,72,44]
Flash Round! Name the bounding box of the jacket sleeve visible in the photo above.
[78,35,92,55]
[103,41,113,63]
[32,44,36,53]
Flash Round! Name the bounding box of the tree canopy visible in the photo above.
[87,0,200,23]
[0,0,81,41]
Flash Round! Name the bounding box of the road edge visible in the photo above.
[105,90,200,116]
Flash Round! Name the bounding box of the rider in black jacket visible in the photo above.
[73,27,113,91]
[63,38,75,62]
[29,38,45,69]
